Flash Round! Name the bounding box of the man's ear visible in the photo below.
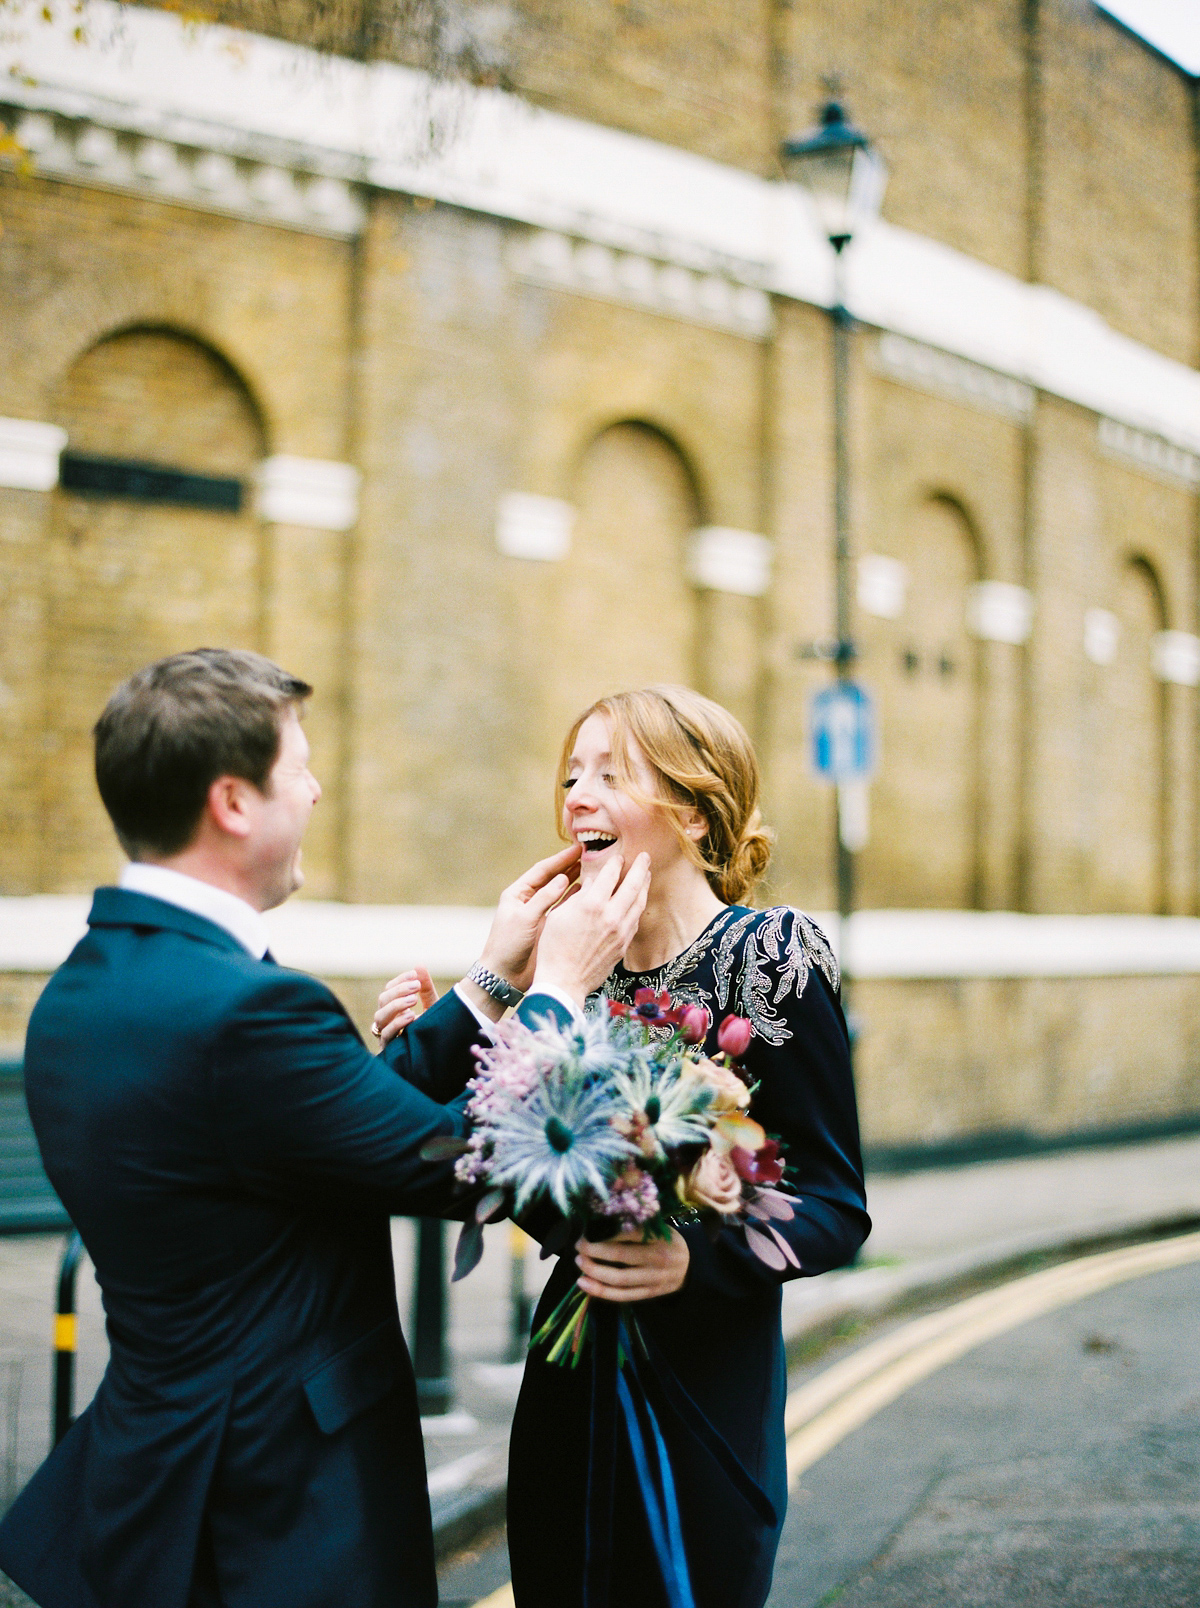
[205,774,255,840]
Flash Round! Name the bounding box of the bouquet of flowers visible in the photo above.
[426,987,799,1365]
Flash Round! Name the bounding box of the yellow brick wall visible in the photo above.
[1038,0,1199,365]
[195,2,1198,367]
[777,0,1032,280]
[855,971,1200,1147]
[0,174,355,896]
[1025,395,1197,917]
[0,7,1197,1150]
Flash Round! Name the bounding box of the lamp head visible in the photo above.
[781,100,886,250]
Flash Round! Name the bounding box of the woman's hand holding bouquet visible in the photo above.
[424,986,798,1364]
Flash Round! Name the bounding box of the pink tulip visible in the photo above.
[679,1004,711,1045]
[717,1013,753,1058]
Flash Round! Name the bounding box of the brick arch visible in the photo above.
[1124,552,1168,631]
[546,419,704,738]
[53,322,268,470]
[858,490,983,909]
[36,326,270,894]
[568,414,709,526]
[923,489,985,580]
[26,270,281,453]
[1088,553,1169,913]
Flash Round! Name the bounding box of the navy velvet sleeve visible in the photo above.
[379,986,486,1101]
[212,968,481,1216]
[679,912,870,1301]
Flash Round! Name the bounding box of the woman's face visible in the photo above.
[562,713,697,885]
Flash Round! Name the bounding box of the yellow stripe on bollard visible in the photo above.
[55,1313,77,1352]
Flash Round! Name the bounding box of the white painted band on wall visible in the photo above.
[0,417,67,491]
[6,898,1200,981]
[495,492,575,561]
[966,581,1034,645]
[255,456,360,531]
[686,527,772,597]
[835,909,1200,980]
[857,555,908,620]
[511,230,774,339]
[1083,607,1120,666]
[8,107,366,240]
[1151,630,1200,687]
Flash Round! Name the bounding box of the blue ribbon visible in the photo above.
[615,1354,696,1608]
[581,1310,777,1608]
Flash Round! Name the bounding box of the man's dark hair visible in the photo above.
[94,648,313,858]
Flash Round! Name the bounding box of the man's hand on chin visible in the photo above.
[464,844,584,1019]
[529,851,651,1006]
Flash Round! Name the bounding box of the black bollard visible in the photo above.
[53,1230,84,1447]
[410,1218,451,1415]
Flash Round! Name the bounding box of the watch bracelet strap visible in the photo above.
[467,961,525,1008]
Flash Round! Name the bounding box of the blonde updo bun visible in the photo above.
[557,685,775,907]
[718,805,774,906]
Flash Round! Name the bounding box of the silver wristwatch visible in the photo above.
[466,961,525,1009]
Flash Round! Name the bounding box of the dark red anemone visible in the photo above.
[632,987,684,1027]
[730,1139,784,1185]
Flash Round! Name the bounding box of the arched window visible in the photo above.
[859,494,982,908]
[1089,556,1167,914]
[549,420,702,737]
[41,326,267,893]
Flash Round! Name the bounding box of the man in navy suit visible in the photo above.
[0,648,648,1608]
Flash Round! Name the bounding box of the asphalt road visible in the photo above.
[440,1252,1200,1608]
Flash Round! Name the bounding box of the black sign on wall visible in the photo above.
[60,452,244,513]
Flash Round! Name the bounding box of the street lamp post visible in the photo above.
[781,101,886,1002]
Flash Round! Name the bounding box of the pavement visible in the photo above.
[1,1131,1198,1586]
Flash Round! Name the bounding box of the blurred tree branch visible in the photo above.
[1,0,525,84]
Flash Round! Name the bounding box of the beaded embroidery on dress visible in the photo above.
[597,905,840,1049]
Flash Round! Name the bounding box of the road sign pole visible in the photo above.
[831,244,856,1019]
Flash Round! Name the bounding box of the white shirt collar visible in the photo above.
[118,863,271,959]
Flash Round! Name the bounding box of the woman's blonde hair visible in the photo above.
[557,685,774,906]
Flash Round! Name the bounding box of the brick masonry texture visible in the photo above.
[0,0,1198,1144]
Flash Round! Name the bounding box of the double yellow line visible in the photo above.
[471,1230,1200,1608]
[785,1229,1200,1481]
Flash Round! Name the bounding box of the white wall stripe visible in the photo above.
[0,417,67,491]
[255,456,360,531]
[5,898,1200,981]
[2,1,1199,460]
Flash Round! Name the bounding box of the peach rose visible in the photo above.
[683,1057,751,1113]
[680,1148,743,1214]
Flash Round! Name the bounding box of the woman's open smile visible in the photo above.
[574,828,619,858]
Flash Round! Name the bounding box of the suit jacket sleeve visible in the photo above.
[379,985,487,1102]
[679,912,871,1302]
[212,969,484,1217]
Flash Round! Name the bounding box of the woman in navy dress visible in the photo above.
[503,686,870,1608]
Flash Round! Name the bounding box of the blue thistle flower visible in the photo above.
[485,1070,636,1215]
